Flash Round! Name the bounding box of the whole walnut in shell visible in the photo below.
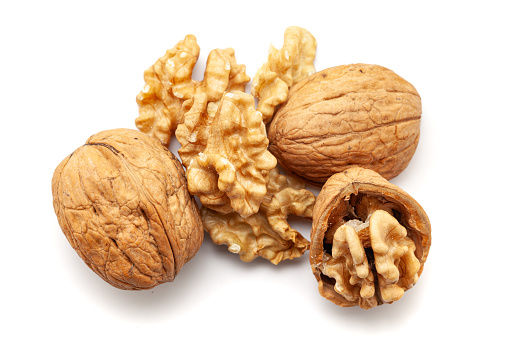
[310,166,431,309]
[268,64,422,186]
[51,129,203,290]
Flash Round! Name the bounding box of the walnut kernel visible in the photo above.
[251,26,317,123]
[135,35,200,147]
[176,91,277,218]
[135,35,249,147]
[201,167,315,264]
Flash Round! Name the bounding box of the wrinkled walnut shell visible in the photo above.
[268,64,422,186]
[310,166,431,309]
[51,129,203,290]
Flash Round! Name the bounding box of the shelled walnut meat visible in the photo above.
[310,166,431,309]
[176,91,277,218]
[268,64,422,186]
[251,26,317,123]
[51,129,203,290]
[201,166,315,264]
[135,34,250,147]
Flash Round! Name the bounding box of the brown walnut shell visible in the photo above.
[310,166,431,309]
[268,63,421,186]
[51,128,203,290]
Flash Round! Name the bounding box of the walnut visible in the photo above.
[201,167,315,264]
[176,91,277,218]
[268,64,422,185]
[51,129,203,290]
[251,26,317,123]
[135,35,200,147]
[310,166,431,309]
[135,35,250,146]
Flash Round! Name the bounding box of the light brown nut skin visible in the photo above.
[310,166,431,309]
[51,129,203,290]
[267,64,421,186]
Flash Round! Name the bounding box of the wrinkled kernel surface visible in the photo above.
[323,210,420,309]
[135,35,200,146]
[251,26,317,123]
[135,35,249,146]
[201,167,315,264]
[176,91,277,218]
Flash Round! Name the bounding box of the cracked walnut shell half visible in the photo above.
[310,166,431,309]
[268,64,422,185]
[51,129,203,290]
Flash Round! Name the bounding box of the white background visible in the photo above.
[1,1,507,337]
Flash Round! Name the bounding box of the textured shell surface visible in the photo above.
[51,128,203,290]
[268,64,422,186]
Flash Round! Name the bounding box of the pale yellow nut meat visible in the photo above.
[174,47,250,157]
[371,211,421,301]
[178,91,277,218]
[327,210,420,308]
[333,221,371,281]
[172,48,250,102]
[136,36,250,147]
[135,35,200,146]
[251,26,317,123]
[201,167,315,264]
